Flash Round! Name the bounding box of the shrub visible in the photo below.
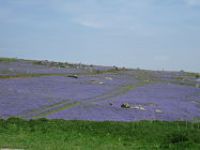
[195,74,200,79]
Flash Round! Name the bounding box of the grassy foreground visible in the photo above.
[0,118,200,150]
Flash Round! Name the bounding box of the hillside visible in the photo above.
[0,57,200,121]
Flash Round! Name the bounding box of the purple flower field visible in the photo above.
[0,58,200,121]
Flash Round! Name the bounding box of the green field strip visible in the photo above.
[85,85,135,103]
[85,81,153,104]
[21,100,68,116]
[0,57,18,62]
[21,100,75,119]
[32,102,80,119]
[0,72,117,79]
[0,73,72,79]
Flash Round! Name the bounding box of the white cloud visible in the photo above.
[0,0,155,33]
[1,0,198,35]
[48,0,154,30]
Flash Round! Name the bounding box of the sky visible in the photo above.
[0,0,200,72]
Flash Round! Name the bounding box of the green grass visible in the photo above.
[0,57,18,62]
[0,73,70,79]
[0,118,200,150]
[186,72,200,79]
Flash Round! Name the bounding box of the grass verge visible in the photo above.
[0,118,200,150]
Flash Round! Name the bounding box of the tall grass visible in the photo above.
[0,118,200,149]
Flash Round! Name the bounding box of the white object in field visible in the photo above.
[131,105,146,110]
[99,82,104,85]
[195,78,200,88]
[155,109,163,113]
[1,149,24,150]
[105,77,113,80]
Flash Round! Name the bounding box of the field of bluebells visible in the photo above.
[1,58,200,149]
[0,57,200,122]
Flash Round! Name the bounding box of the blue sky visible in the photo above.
[0,0,200,72]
